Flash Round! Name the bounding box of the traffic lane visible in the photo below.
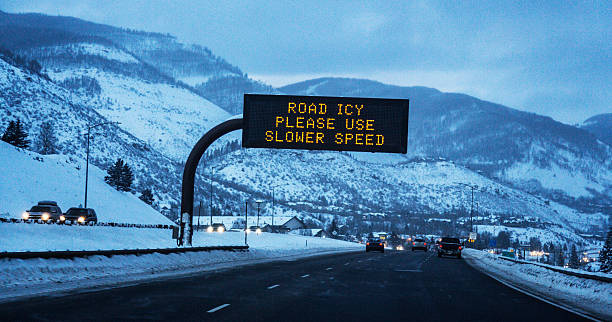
[218,250,433,322]
[218,250,584,322]
[0,250,373,321]
[0,249,586,321]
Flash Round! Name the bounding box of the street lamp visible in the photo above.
[255,199,263,227]
[271,184,287,228]
[84,121,120,208]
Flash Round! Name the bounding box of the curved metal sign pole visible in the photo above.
[180,118,243,246]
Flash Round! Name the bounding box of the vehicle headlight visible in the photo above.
[41,213,50,221]
[256,228,262,234]
[207,226,214,233]
[22,212,29,220]
[218,226,225,233]
[245,228,250,234]
[78,216,85,223]
[60,215,66,221]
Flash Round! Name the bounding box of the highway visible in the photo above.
[0,250,586,321]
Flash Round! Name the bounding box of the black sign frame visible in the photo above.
[242,94,409,154]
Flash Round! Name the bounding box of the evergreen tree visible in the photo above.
[119,162,134,192]
[497,231,511,249]
[556,249,566,267]
[139,189,154,205]
[35,121,58,155]
[569,244,580,269]
[599,226,612,273]
[104,159,124,190]
[1,119,30,148]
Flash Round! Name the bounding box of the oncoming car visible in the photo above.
[207,223,226,233]
[22,201,62,222]
[365,238,384,253]
[63,208,98,224]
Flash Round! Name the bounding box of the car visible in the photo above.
[246,226,262,234]
[207,223,226,233]
[22,201,62,222]
[437,237,463,258]
[365,238,384,253]
[411,238,428,251]
[63,207,98,224]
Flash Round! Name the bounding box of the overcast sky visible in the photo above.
[1,0,610,124]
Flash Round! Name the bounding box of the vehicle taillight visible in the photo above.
[424,243,427,246]
[413,242,416,245]
[379,243,383,246]
[459,246,463,250]
[366,242,370,246]
[439,244,442,248]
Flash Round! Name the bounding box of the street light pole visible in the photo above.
[209,167,213,226]
[84,121,119,208]
[255,200,262,227]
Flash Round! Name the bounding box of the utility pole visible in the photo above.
[272,186,275,227]
[84,121,119,208]
[470,185,474,232]
[209,167,213,226]
[244,201,248,245]
[255,200,263,227]
[197,200,201,231]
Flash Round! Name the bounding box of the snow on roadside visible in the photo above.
[0,231,360,303]
[463,248,612,320]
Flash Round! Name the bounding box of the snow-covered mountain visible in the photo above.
[279,78,612,215]
[581,113,612,146]
[0,10,607,244]
[0,141,172,224]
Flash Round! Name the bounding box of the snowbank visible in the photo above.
[463,248,612,320]
[0,142,172,225]
[0,230,360,303]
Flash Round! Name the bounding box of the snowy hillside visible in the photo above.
[280,78,612,214]
[0,141,172,224]
[0,54,182,204]
[14,40,232,161]
[205,149,607,238]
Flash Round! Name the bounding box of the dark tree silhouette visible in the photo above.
[35,121,58,155]
[1,119,30,148]
[139,188,154,205]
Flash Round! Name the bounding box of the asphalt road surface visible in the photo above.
[0,250,587,321]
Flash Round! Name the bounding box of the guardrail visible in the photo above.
[0,245,249,260]
[0,217,175,229]
[498,256,612,283]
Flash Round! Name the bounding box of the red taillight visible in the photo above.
[459,246,463,250]
[424,243,427,246]
[413,242,416,245]
[439,244,442,248]
[366,242,370,246]
[379,243,383,246]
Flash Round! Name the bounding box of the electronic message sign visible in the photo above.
[242,94,409,153]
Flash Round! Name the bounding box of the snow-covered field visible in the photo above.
[463,248,612,320]
[0,231,360,303]
[0,142,172,225]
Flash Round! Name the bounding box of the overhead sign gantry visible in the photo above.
[179,94,409,246]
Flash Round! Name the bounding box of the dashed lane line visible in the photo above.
[301,274,310,278]
[267,284,280,289]
[207,304,230,313]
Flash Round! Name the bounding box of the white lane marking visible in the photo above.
[267,284,280,289]
[476,269,598,321]
[344,262,350,266]
[326,267,333,271]
[301,274,310,278]
[395,269,422,273]
[207,304,230,313]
